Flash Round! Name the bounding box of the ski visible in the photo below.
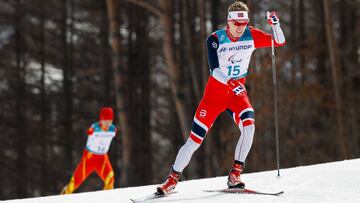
[204,188,284,196]
[130,191,177,203]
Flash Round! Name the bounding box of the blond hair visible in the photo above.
[228,0,249,12]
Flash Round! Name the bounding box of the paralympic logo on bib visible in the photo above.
[228,55,242,64]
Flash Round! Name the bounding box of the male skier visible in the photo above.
[61,107,117,194]
[157,0,285,195]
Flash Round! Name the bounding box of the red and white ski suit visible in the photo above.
[172,25,285,172]
[62,122,116,194]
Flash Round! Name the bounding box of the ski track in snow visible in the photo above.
[3,159,360,203]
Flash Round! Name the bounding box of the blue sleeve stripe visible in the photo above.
[191,121,207,138]
[240,111,255,120]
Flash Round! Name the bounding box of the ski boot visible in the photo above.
[227,162,245,189]
[60,177,75,194]
[156,168,181,195]
[60,185,71,195]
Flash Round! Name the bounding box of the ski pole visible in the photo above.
[267,11,281,177]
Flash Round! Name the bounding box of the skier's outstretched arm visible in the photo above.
[250,11,286,48]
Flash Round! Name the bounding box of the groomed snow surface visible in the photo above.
[4,159,360,203]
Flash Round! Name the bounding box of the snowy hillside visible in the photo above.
[4,159,360,203]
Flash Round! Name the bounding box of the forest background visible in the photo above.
[0,0,359,200]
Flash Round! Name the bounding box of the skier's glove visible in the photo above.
[87,127,94,136]
[227,79,246,96]
[267,11,280,25]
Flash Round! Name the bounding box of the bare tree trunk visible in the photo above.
[15,0,27,197]
[210,0,219,31]
[339,0,358,157]
[299,0,306,83]
[106,0,132,186]
[198,0,208,88]
[61,0,74,172]
[126,4,152,185]
[100,0,112,105]
[322,0,348,159]
[126,0,191,140]
[290,0,297,83]
[39,0,48,195]
[182,0,201,101]
[159,0,190,140]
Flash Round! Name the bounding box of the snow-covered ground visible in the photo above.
[4,159,360,203]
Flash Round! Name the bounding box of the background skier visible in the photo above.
[61,107,117,194]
